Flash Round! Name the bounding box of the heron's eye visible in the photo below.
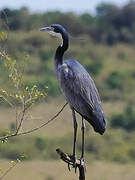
[53,27,60,33]
[54,29,58,33]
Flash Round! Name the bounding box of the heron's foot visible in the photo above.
[68,154,78,173]
[79,157,86,172]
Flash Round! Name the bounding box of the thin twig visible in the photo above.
[16,102,68,136]
[0,95,14,108]
[0,102,68,140]
[15,104,25,135]
[0,162,18,180]
[15,108,18,130]
[0,52,4,57]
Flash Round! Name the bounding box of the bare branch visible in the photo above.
[15,108,18,130]
[16,102,68,136]
[0,95,14,108]
[0,102,68,141]
[15,104,25,135]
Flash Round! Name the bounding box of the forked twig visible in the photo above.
[0,102,68,141]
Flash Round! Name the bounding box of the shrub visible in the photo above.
[24,33,45,48]
[110,106,135,131]
[111,114,127,128]
[35,137,48,151]
[86,61,103,75]
[107,71,125,89]
[39,47,53,62]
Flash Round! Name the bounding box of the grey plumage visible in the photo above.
[56,59,106,135]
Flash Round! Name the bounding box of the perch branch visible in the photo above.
[56,148,86,180]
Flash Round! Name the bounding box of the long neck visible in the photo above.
[55,33,69,71]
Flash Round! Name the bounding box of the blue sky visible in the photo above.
[0,0,129,13]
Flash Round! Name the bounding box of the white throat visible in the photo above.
[48,31,63,47]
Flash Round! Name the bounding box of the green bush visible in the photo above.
[35,137,48,151]
[107,71,125,89]
[86,61,103,75]
[24,34,45,48]
[110,106,135,131]
[39,47,53,62]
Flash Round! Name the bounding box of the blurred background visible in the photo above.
[0,0,135,179]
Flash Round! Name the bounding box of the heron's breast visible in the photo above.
[61,63,69,73]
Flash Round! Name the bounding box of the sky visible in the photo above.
[0,0,130,13]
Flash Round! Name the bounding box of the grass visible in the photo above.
[0,100,135,163]
[1,159,135,180]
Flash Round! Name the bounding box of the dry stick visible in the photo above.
[15,103,26,135]
[16,102,68,136]
[0,102,68,141]
[15,108,18,131]
[56,148,85,180]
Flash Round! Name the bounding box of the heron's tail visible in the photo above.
[92,114,106,135]
[85,106,107,135]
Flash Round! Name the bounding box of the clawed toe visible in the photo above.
[72,156,78,173]
[66,154,86,173]
[68,155,78,173]
[68,162,71,171]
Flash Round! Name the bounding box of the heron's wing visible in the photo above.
[58,60,106,135]
[59,60,101,112]
[73,68,101,111]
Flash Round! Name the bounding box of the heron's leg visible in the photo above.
[81,117,85,160]
[72,109,78,159]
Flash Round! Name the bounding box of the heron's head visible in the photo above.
[40,24,68,47]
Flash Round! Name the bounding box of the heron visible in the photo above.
[40,24,107,165]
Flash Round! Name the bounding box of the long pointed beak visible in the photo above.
[40,27,52,32]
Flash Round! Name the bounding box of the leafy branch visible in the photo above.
[0,159,20,180]
[0,153,28,180]
[0,33,68,179]
[0,50,67,142]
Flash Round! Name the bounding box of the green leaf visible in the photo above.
[11,161,17,167]
[21,152,29,158]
